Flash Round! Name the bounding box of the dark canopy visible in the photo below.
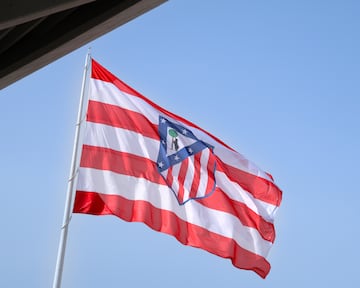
[0,0,166,89]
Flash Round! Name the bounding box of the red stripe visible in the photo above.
[176,158,189,203]
[189,153,201,199]
[92,59,143,97]
[73,191,271,278]
[166,166,174,188]
[86,100,280,206]
[205,150,216,196]
[73,190,114,215]
[198,188,275,243]
[87,100,159,140]
[80,145,165,185]
[79,145,275,242]
[216,158,282,206]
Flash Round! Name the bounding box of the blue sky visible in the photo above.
[1,1,360,287]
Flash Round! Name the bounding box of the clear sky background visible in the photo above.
[1,1,359,287]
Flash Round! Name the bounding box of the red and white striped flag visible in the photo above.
[73,59,282,278]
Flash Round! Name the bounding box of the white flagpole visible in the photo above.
[53,50,91,288]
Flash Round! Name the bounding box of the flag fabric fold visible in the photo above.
[73,58,282,278]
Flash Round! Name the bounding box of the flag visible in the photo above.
[73,59,282,278]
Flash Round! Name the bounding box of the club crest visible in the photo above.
[157,116,216,205]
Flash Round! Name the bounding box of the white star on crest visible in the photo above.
[174,155,180,161]
[188,148,193,154]
[160,118,166,124]
[158,161,164,168]
[182,128,188,135]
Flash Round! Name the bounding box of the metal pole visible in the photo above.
[53,50,91,288]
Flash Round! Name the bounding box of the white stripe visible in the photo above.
[77,167,273,257]
[197,149,210,198]
[170,161,181,197]
[82,121,277,221]
[215,171,277,222]
[89,79,273,183]
[182,157,195,202]
[83,122,160,160]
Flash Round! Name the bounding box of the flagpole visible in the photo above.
[53,50,91,288]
